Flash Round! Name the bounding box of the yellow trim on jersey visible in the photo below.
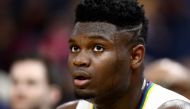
[90,103,94,109]
[141,84,155,109]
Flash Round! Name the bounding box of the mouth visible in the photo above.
[72,71,91,88]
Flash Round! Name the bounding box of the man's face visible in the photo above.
[10,60,50,109]
[68,22,133,100]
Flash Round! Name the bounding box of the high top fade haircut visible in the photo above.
[75,0,148,44]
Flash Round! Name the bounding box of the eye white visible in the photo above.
[93,45,104,52]
[71,46,80,53]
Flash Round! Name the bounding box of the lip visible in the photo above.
[71,70,91,88]
[74,79,91,88]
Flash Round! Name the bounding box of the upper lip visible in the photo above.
[71,69,91,79]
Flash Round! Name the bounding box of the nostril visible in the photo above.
[81,63,88,66]
[73,61,89,67]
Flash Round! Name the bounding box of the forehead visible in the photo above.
[11,60,47,81]
[71,22,136,43]
[71,22,118,39]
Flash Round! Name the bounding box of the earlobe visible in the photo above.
[131,44,145,69]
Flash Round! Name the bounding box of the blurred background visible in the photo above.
[0,0,190,109]
[140,0,190,65]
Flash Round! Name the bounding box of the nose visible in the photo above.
[73,51,90,67]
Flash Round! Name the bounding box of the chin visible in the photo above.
[74,88,95,100]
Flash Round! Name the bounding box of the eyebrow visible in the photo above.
[69,38,75,43]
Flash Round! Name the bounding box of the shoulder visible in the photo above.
[142,83,190,109]
[152,83,189,101]
[56,100,79,109]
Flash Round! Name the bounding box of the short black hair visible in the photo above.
[75,0,148,43]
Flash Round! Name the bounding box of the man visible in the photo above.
[58,0,189,109]
[10,54,63,109]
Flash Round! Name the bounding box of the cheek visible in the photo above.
[93,52,117,72]
[68,55,74,70]
[92,51,131,90]
[92,52,120,87]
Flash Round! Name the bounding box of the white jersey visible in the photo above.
[76,82,189,109]
[139,82,189,109]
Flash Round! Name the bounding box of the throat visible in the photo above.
[91,80,145,109]
[92,89,142,109]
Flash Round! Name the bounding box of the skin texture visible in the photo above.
[59,22,145,109]
[10,60,60,109]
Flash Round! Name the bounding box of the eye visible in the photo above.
[27,80,36,86]
[93,45,104,52]
[70,45,80,53]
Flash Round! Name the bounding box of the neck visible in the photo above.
[93,73,144,109]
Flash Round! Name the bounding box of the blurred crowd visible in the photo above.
[140,0,190,65]
[0,0,80,71]
[0,0,190,109]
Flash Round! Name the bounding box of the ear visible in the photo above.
[49,85,62,106]
[130,44,145,69]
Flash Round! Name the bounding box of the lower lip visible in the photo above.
[74,79,90,87]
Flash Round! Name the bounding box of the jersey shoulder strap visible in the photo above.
[76,100,94,109]
[140,83,189,109]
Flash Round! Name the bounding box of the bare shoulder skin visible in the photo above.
[56,101,79,109]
